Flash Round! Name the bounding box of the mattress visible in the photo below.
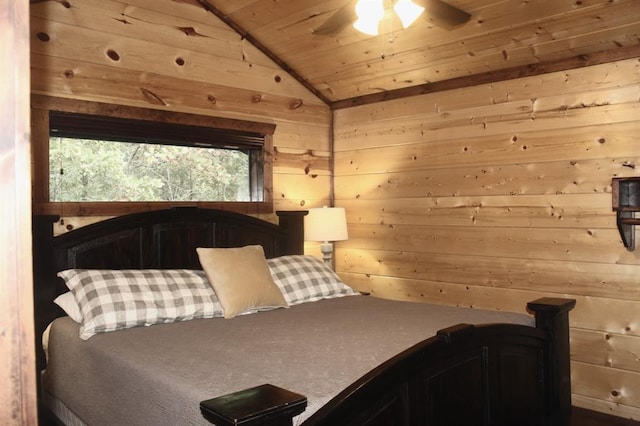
[43,295,533,425]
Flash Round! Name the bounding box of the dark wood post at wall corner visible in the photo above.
[329,111,335,207]
[276,210,308,255]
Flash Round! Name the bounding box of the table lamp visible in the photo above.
[304,206,348,268]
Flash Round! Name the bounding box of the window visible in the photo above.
[49,112,262,203]
[49,137,252,202]
[32,97,275,216]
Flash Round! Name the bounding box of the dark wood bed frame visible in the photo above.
[32,207,575,426]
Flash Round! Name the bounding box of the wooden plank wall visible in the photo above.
[29,0,640,420]
[333,58,640,419]
[29,0,332,234]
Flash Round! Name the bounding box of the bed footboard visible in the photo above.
[303,297,575,426]
[203,298,575,426]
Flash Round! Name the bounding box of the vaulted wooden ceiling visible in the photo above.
[200,0,640,107]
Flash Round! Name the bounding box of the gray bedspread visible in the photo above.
[43,296,533,425]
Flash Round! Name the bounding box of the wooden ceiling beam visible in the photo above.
[331,44,640,110]
[196,0,333,106]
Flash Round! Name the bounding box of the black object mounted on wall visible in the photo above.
[612,177,640,251]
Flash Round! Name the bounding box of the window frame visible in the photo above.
[32,96,275,216]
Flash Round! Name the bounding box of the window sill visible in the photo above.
[33,201,274,216]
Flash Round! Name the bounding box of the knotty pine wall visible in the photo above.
[333,58,640,419]
[29,0,332,234]
[28,0,640,420]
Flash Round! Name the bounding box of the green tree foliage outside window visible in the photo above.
[49,137,250,202]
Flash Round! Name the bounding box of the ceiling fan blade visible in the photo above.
[421,0,471,30]
[313,0,358,36]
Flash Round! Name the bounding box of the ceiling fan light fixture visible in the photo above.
[353,0,384,36]
[393,0,425,29]
[353,17,380,35]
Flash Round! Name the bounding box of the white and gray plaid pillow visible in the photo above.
[58,269,223,339]
[267,255,359,305]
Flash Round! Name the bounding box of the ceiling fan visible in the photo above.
[313,0,471,36]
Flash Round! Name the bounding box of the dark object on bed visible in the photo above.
[32,207,575,426]
[200,383,307,426]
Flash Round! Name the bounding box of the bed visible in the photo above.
[32,207,576,426]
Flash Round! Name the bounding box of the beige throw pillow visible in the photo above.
[196,245,288,318]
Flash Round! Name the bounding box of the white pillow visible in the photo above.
[267,255,359,305]
[54,292,82,323]
[58,269,223,339]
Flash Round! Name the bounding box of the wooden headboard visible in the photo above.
[32,207,307,372]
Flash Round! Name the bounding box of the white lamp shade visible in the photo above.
[353,17,380,36]
[393,0,425,29]
[304,207,348,242]
[353,0,384,36]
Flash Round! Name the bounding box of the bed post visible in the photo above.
[527,297,576,426]
[276,211,307,255]
[31,215,61,373]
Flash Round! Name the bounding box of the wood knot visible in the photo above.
[139,88,167,106]
[63,69,74,78]
[115,15,131,25]
[207,95,217,104]
[177,27,203,37]
[36,32,50,42]
[289,99,303,110]
[274,75,282,83]
[175,57,185,66]
[252,94,263,103]
[106,49,120,61]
